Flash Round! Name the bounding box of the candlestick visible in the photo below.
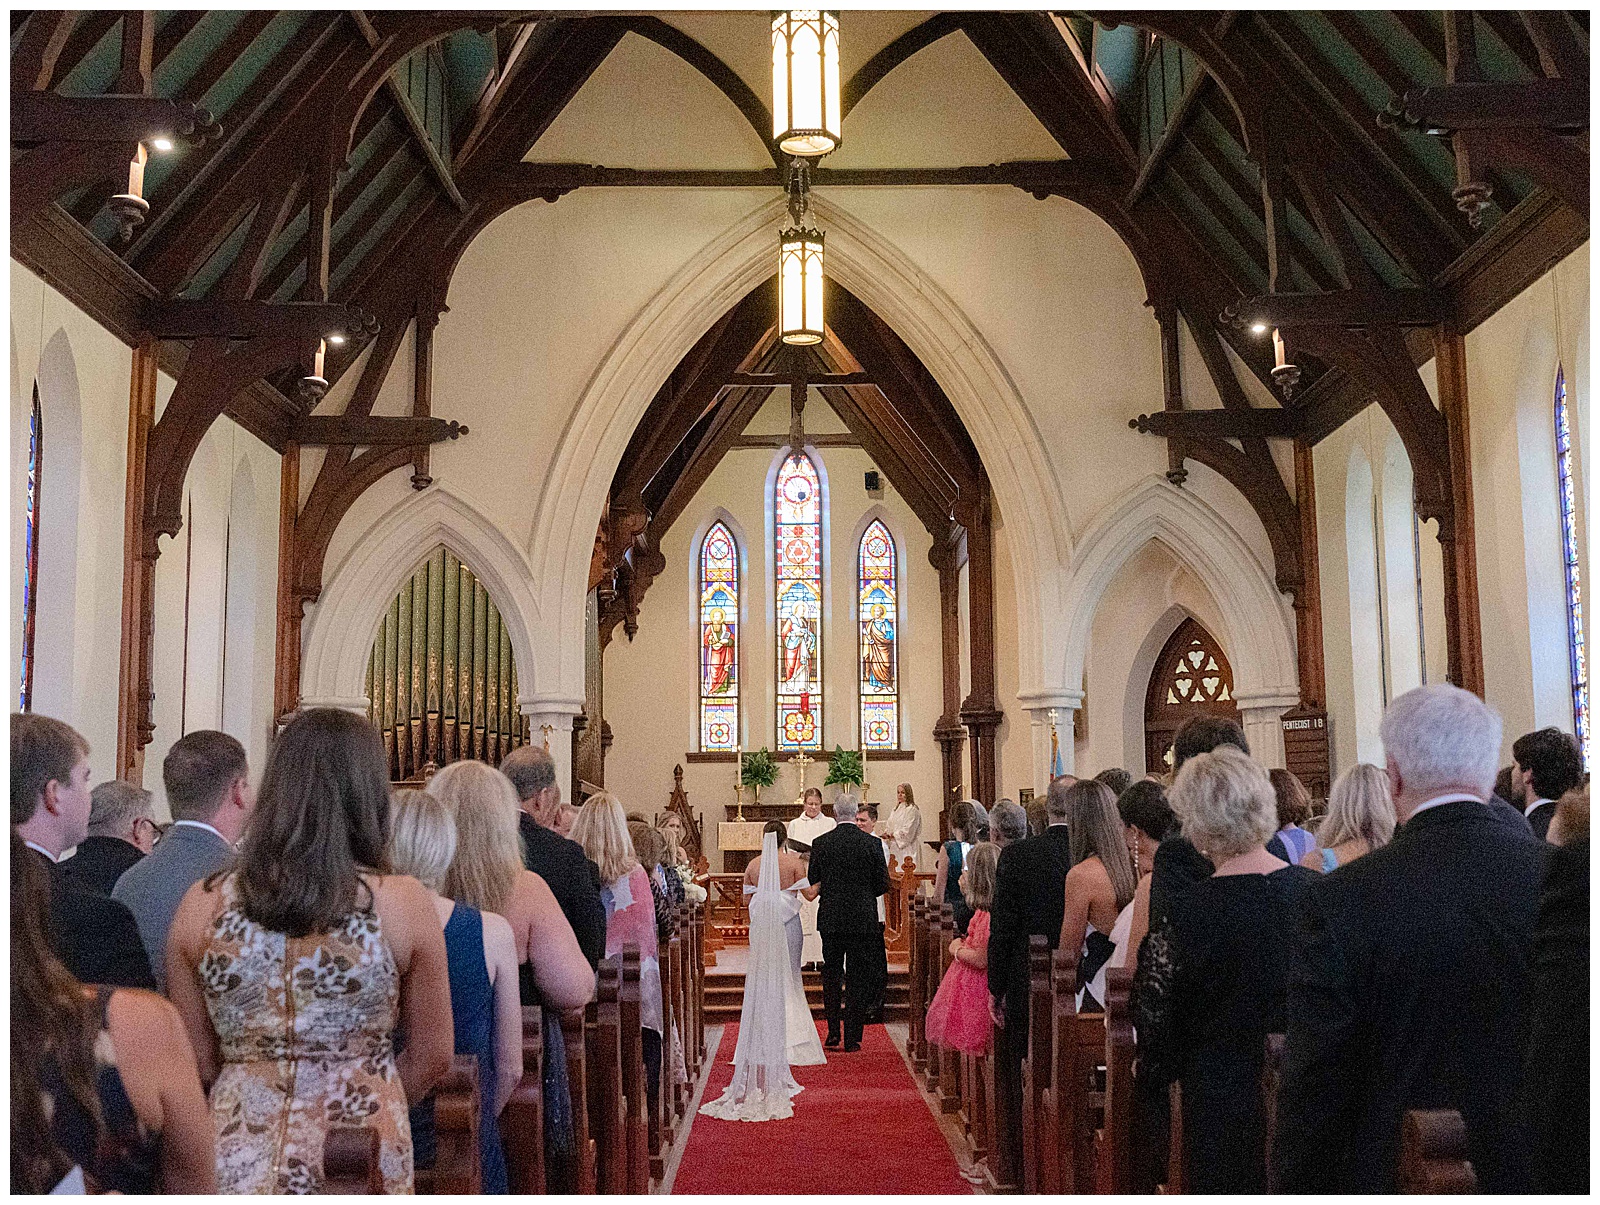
[734,782,745,822]
[540,723,553,751]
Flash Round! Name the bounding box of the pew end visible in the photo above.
[321,1126,383,1194]
[1400,1108,1478,1193]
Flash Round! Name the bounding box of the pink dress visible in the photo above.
[925,909,992,1054]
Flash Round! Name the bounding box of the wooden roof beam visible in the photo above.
[1131,407,1302,439]
[350,11,466,210]
[12,11,78,92]
[1226,287,1451,329]
[290,413,466,446]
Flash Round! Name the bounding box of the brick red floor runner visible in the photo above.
[672,1020,974,1194]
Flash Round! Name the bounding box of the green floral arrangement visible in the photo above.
[824,745,864,786]
[740,747,778,789]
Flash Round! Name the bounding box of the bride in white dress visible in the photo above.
[699,829,825,1122]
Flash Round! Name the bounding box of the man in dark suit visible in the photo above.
[61,780,157,896]
[1525,834,1588,1193]
[1276,684,1552,1193]
[12,713,154,990]
[502,745,606,970]
[113,731,253,990]
[804,793,889,1051]
[1511,726,1584,841]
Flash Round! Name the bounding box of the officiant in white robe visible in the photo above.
[788,788,835,966]
[878,781,924,869]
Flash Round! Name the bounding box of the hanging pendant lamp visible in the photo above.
[772,11,841,158]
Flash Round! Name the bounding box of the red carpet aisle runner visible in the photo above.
[673,1021,975,1194]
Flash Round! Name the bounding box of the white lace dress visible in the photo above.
[698,833,825,1122]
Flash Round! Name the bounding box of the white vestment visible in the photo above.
[699,832,824,1122]
[880,802,924,868]
[788,811,836,964]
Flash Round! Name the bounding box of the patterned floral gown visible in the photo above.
[200,875,413,1193]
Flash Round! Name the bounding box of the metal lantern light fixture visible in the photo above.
[772,11,841,158]
[779,159,825,345]
[779,224,825,345]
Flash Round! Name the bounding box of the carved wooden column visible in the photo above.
[273,442,306,723]
[930,535,967,833]
[115,341,158,782]
[1433,326,1485,697]
[1280,440,1332,799]
[958,480,1002,807]
[410,303,440,489]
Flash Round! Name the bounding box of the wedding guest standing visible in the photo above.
[1056,780,1136,1011]
[926,841,999,1055]
[431,760,596,1010]
[1300,763,1393,873]
[1265,769,1317,865]
[113,731,255,990]
[803,793,889,1051]
[61,780,156,896]
[12,714,153,990]
[389,788,521,1195]
[573,792,667,1093]
[1133,747,1315,1191]
[1512,726,1584,840]
[932,800,987,935]
[1525,834,1589,1192]
[1276,685,1552,1193]
[165,708,454,1193]
[1146,716,1250,930]
[11,833,215,1194]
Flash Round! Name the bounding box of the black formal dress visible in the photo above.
[1525,836,1588,1193]
[1275,800,1552,1193]
[33,850,155,990]
[1145,835,1214,933]
[59,836,144,897]
[1133,865,1316,1192]
[807,822,889,1047]
[519,811,607,974]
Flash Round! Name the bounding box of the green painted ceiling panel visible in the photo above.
[152,12,247,101]
[53,17,122,98]
[1161,175,1268,293]
[331,151,420,247]
[179,208,253,299]
[1092,21,1142,99]
[441,29,498,124]
[331,175,431,295]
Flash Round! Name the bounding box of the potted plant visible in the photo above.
[740,747,778,805]
[824,745,864,787]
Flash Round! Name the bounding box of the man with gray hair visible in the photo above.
[501,745,606,969]
[802,792,889,1051]
[989,799,1028,848]
[1276,684,1552,1193]
[61,780,157,896]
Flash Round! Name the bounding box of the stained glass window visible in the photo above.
[19,387,42,712]
[775,452,823,750]
[698,521,740,751]
[858,519,898,748]
[1556,368,1589,766]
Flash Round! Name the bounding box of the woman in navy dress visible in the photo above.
[390,789,523,1193]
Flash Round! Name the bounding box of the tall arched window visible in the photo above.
[1555,368,1589,764]
[698,520,740,751]
[775,452,823,750]
[858,519,899,749]
[19,386,42,712]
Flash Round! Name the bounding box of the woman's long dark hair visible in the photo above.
[11,831,103,1193]
[1066,779,1137,911]
[235,709,392,937]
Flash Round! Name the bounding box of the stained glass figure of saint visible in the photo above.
[699,521,739,751]
[858,519,898,748]
[775,454,823,750]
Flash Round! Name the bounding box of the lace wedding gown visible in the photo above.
[698,831,825,1122]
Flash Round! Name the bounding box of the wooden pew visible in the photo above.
[922,903,948,1091]
[1048,948,1106,1195]
[1097,965,1136,1193]
[1021,935,1056,1193]
[617,946,651,1193]
[651,924,674,1178]
[1165,1082,1186,1194]
[936,904,962,1113]
[588,958,627,1193]
[502,1009,545,1194]
[561,1007,597,1194]
[415,1055,482,1194]
[1399,1109,1478,1193]
[907,897,927,1077]
[322,1126,383,1193]
[689,901,707,1065]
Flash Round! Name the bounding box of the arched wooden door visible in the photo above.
[1144,617,1241,774]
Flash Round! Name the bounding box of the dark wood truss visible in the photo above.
[9,10,1589,775]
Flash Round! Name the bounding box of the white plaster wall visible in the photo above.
[1314,243,1589,772]
[11,265,282,816]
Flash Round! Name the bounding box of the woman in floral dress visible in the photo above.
[166,709,454,1193]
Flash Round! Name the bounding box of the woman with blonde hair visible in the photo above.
[655,811,708,904]
[573,793,667,1112]
[1132,746,1316,1192]
[389,788,521,1193]
[1056,780,1137,1010]
[427,760,595,1011]
[1302,763,1394,873]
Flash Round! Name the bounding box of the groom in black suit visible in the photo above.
[804,793,889,1051]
